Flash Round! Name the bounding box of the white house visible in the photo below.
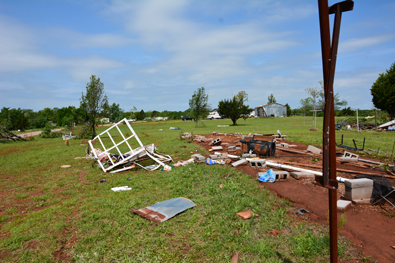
[254,103,287,117]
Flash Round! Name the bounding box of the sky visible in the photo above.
[0,0,394,113]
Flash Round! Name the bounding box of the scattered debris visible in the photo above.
[111,186,132,192]
[130,197,196,223]
[206,158,225,165]
[236,209,259,219]
[257,169,276,182]
[60,165,71,168]
[100,179,106,183]
[211,146,223,151]
[297,208,309,215]
[306,145,323,154]
[239,139,276,157]
[219,184,223,188]
[336,134,365,152]
[270,229,280,236]
[230,252,239,263]
[174,158,194,167]
[231,159,248,167]
[169,127,181,130]
[218,125,229,127]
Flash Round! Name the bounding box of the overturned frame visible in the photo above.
[88,118,172,173]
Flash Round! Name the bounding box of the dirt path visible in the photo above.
[18,129,62,137]
[194,133,395,262]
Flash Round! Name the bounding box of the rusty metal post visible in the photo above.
[318,1,353,262]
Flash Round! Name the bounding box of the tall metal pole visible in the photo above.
[317,1,353,262]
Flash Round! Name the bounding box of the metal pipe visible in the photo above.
[266,161,323,176]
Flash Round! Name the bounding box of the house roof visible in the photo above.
[254,103,286,109]
[378,120,395,128]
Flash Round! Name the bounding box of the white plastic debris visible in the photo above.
[111,186,132,192]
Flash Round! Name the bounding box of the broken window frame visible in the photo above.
[88,118,172,173]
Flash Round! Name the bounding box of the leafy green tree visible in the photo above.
[267,94,276,104]
[109,103,121,122]
[300,97,313,125]
[285,103,291,117]
[80,75,108,139]
[138,109,145,120]
[189,87,210,127]
[218,91,250,125]
[101,96,110,118]
[317,80,347,111]
[371,62,395,119]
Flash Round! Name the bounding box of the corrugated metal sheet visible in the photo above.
[130,197,196,223]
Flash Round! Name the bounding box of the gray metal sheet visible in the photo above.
[130,197,195,223]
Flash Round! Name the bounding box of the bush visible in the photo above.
[40,123,62,138]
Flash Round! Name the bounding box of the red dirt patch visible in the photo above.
[194,133,395,262]
[0,149,19,156]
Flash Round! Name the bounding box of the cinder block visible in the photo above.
[235,147,241,151]
[234,133,242,136]
[273,171,289,181]
[212,131,219,135]
[211,146,223,151]
[222,143,229,146]
[280,143,289,148]
[290,172,315,180]
[228,145,236,151]
[192,154,205,162]
[242,153,257,158]
[250,159,266,168]
[231,159,248,167]
[343,151,359,159]
[344,178,373,200]
[209,138,222,146]
[209,153,228,160]
[307,145,323,154]
[337,200,352,212]
[341,157,358,163]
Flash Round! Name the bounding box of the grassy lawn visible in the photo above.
[0,117,387,262]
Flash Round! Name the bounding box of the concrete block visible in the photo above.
[235,147,241,151]
[209,138,222,146]
[337,200,352,212]
[290,171,315,180]
[234,133,242,136]
[192,154,205,162]
[228,145,236,151]
[231,159,248,167]
[273,171,289,180]
[341,157,358,163]
[280,143,289,148]
[210,153,228,160]
[344,178,373,200]
[222,143,229,146]
[307,145,323,154]
[211,146,223,151]
[345,178,373,188]
[250,159,266,168]
[218,133,225,135]
[343,151,359,159]
[288,145,298,148]
[242,153,257,158]
[212,131,219,135]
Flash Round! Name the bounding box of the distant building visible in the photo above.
[100,118,110,123]
[254,103,287,117]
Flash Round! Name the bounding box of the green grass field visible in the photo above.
[0,117,386,262]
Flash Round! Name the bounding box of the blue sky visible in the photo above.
[0,0,394,112]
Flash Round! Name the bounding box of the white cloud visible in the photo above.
[339,35,394,53]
